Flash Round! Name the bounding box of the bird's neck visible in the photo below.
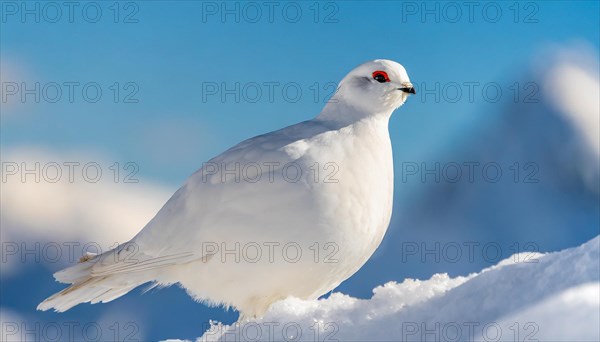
[316,100,392,127]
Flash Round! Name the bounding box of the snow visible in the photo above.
[496,283,599,341]
[170,236,599,341]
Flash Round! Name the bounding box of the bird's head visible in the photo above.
[327,59,415,119]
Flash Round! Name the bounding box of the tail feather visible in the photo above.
[37,251,149,312]
[53,258,97,284]
[38,274,152,312]
[37,244,203,312]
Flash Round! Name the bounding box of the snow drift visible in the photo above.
[179,236,599,341]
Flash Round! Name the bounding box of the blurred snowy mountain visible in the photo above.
[398,46,598,244]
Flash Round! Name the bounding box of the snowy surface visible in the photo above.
[171,236,599,341]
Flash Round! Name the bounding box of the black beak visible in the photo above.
[399,87,416,94]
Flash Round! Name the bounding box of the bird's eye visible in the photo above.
[372,71,390,83]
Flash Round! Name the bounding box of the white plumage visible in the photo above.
[38,59,415,318]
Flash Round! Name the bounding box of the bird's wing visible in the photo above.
[85,120,332,276]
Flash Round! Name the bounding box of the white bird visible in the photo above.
[38,59,416,318]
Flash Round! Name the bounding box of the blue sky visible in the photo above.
[1,1,599,340]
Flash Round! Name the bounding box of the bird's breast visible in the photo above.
[305,119,394,258]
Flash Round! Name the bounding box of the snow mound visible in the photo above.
[186,236,599,342]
